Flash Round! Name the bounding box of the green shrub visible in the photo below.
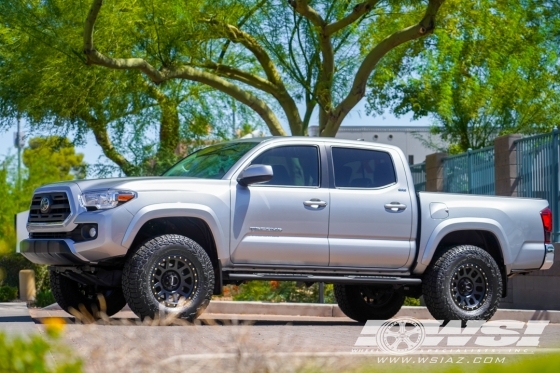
[34,289,56,308]
[404,297,421,306]
[226,281,423,307]
[229,281,336,303]
[0,285,18,301]
[0,328,82,373]
[0,252,50,293]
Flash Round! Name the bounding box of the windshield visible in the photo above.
[163,141,259,178]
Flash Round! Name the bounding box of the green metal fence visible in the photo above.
[442,147,495,195]
[410,162,426,191]
[515,129,560,242]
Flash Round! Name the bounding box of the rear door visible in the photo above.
[328,146,414,268]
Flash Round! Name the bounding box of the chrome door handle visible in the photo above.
[303,199,328,208]
[384,202,407,212]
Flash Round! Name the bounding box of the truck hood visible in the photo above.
[37,177,230,193]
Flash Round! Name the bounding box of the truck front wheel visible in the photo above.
[334,284,405,322]
[423,245,502,321]
[122,234,214,322]
[50,271,126,318]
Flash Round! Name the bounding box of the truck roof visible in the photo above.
[229,136,404,152]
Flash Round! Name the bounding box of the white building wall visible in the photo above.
[309,126,446,164]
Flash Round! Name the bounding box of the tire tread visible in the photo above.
[122,234,214,321]
[422,245,502,321]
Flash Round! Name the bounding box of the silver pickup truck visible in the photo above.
[21,137,554,322]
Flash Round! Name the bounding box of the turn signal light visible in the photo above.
[117,192,136,202]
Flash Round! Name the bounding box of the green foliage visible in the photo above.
[1,0,445,147]
[34,289,56,308]
[367,0,560,152]
[0,137,86,254]
[228,281,421,307]
[23,137,86,185]
[404,297,420,306]
[0,285,18,302]
[229,281,335,304]
[0,253,50,295]
[0,331,82,373]
[0,0,261,176]
[0,136,84,295]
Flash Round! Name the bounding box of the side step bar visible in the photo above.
[225,273,422,285]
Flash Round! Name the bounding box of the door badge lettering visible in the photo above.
[250,227,283,232]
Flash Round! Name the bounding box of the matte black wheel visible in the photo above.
[150,255,199,307]
[334,284,405,322]
[50,270,126,318]
[122,234,214,321]
[423,245,502,321]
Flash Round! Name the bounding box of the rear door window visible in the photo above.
[332,147,396,188]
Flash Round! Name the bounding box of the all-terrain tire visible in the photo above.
[50,270,126,318]
[422,245,502,321]
[122,234,214,321]
[334,284,405,322]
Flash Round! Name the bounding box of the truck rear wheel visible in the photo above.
[334,284,405,322]
[423,245,502,321]
[122,234,214,322]
[50,270,126,318]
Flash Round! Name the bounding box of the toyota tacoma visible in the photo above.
[21,137,555,322]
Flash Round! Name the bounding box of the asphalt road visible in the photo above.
[17,308,560,373]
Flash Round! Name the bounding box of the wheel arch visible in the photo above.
[420,219,511,268]
[121,204,226,295]
[422,227,508,298]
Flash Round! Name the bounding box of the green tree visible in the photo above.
[0,1,257,176]
[22,0,444,139]
[0,0,443,143]
[366,0,560,152]
[23,137,87,188]
[0,157,18,254]
[0,136,86,294]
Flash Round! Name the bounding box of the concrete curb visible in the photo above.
[43,301,560,323]
[208,301,560,323]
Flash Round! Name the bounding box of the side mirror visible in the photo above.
[237,164,273,187]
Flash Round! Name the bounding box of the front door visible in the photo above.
[230,145,330,266]
[328,146,414,268]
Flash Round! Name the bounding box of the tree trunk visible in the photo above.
[156,97,181,172]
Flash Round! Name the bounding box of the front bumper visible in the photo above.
[540,244,555,270]
[20,239,88,265]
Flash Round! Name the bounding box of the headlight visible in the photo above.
[80,190,137,210]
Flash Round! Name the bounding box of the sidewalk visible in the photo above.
[0,302,38,335]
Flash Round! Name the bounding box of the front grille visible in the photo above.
[28,192,72,224]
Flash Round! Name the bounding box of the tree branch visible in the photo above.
[83,0,287,136]
[322,0,444,136]
[204,19,304,134]
[288,0,326,27]
[325,0,380,35]
[195,62,278,95]
[172,67,288,136]
[87,117,136,176]
[217,0,267,64]
[205,19,283,86]
[290,0,334,129]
